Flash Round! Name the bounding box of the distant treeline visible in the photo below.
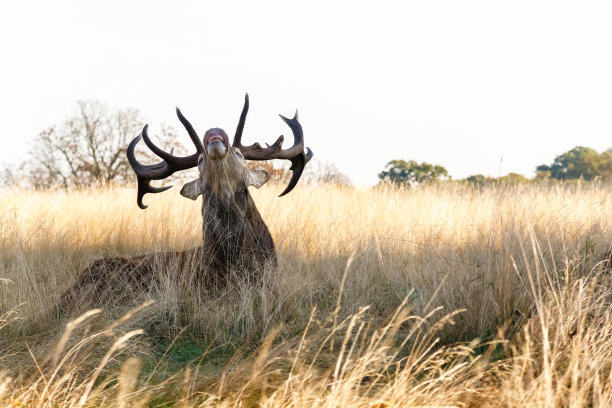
[380,146,612,186]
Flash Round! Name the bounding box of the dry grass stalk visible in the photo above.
[0,182,611,406]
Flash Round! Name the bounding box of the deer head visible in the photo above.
[126,94,313,209]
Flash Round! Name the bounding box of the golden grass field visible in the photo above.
[1,182,612,407]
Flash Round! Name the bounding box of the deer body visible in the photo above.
[196,167,276,285]
[57,95,311,313]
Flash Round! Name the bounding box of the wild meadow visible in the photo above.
[1,181,612,407]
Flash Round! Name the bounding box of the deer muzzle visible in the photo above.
[206,140,227,160]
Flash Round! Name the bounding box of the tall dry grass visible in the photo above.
[1,181,611,407]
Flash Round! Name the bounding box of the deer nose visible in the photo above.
[206,140,227,159]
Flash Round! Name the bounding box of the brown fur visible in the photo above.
[199,144,276,279]
[55,249,200,315]
[57,130,276,316]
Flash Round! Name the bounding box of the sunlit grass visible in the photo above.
[1,181,612,406]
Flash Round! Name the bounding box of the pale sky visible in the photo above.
[1,1,611,186]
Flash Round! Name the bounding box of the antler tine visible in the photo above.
[127,134,172,179]
[233,93,249,148]
[127,121,201,209]
[276,110,307,160]
[176,107,204,153]
[235,102,313,196]
[276,112,313,196]
[232,94,285,159]
[135,178,173,209]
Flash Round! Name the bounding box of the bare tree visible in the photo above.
[247,158,351,187]
[304,160,351,186]
[5,100,186,189]
[245,160,292,184]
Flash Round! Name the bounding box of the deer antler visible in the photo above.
[126,108,203,209]
[232,94,314,196]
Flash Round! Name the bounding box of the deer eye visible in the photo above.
[234,148,245,161]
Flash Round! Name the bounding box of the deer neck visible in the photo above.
[200,155,245,202]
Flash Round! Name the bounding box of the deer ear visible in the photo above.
[180,179,201,200]
[248,169,270,189]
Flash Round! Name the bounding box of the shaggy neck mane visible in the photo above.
[201,153,246,201]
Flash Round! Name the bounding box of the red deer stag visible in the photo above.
[57,95,312,313]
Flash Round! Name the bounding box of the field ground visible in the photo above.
[1,182,612,407]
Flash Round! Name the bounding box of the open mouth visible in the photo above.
[208,134,224,143]
[206,134,227,159]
